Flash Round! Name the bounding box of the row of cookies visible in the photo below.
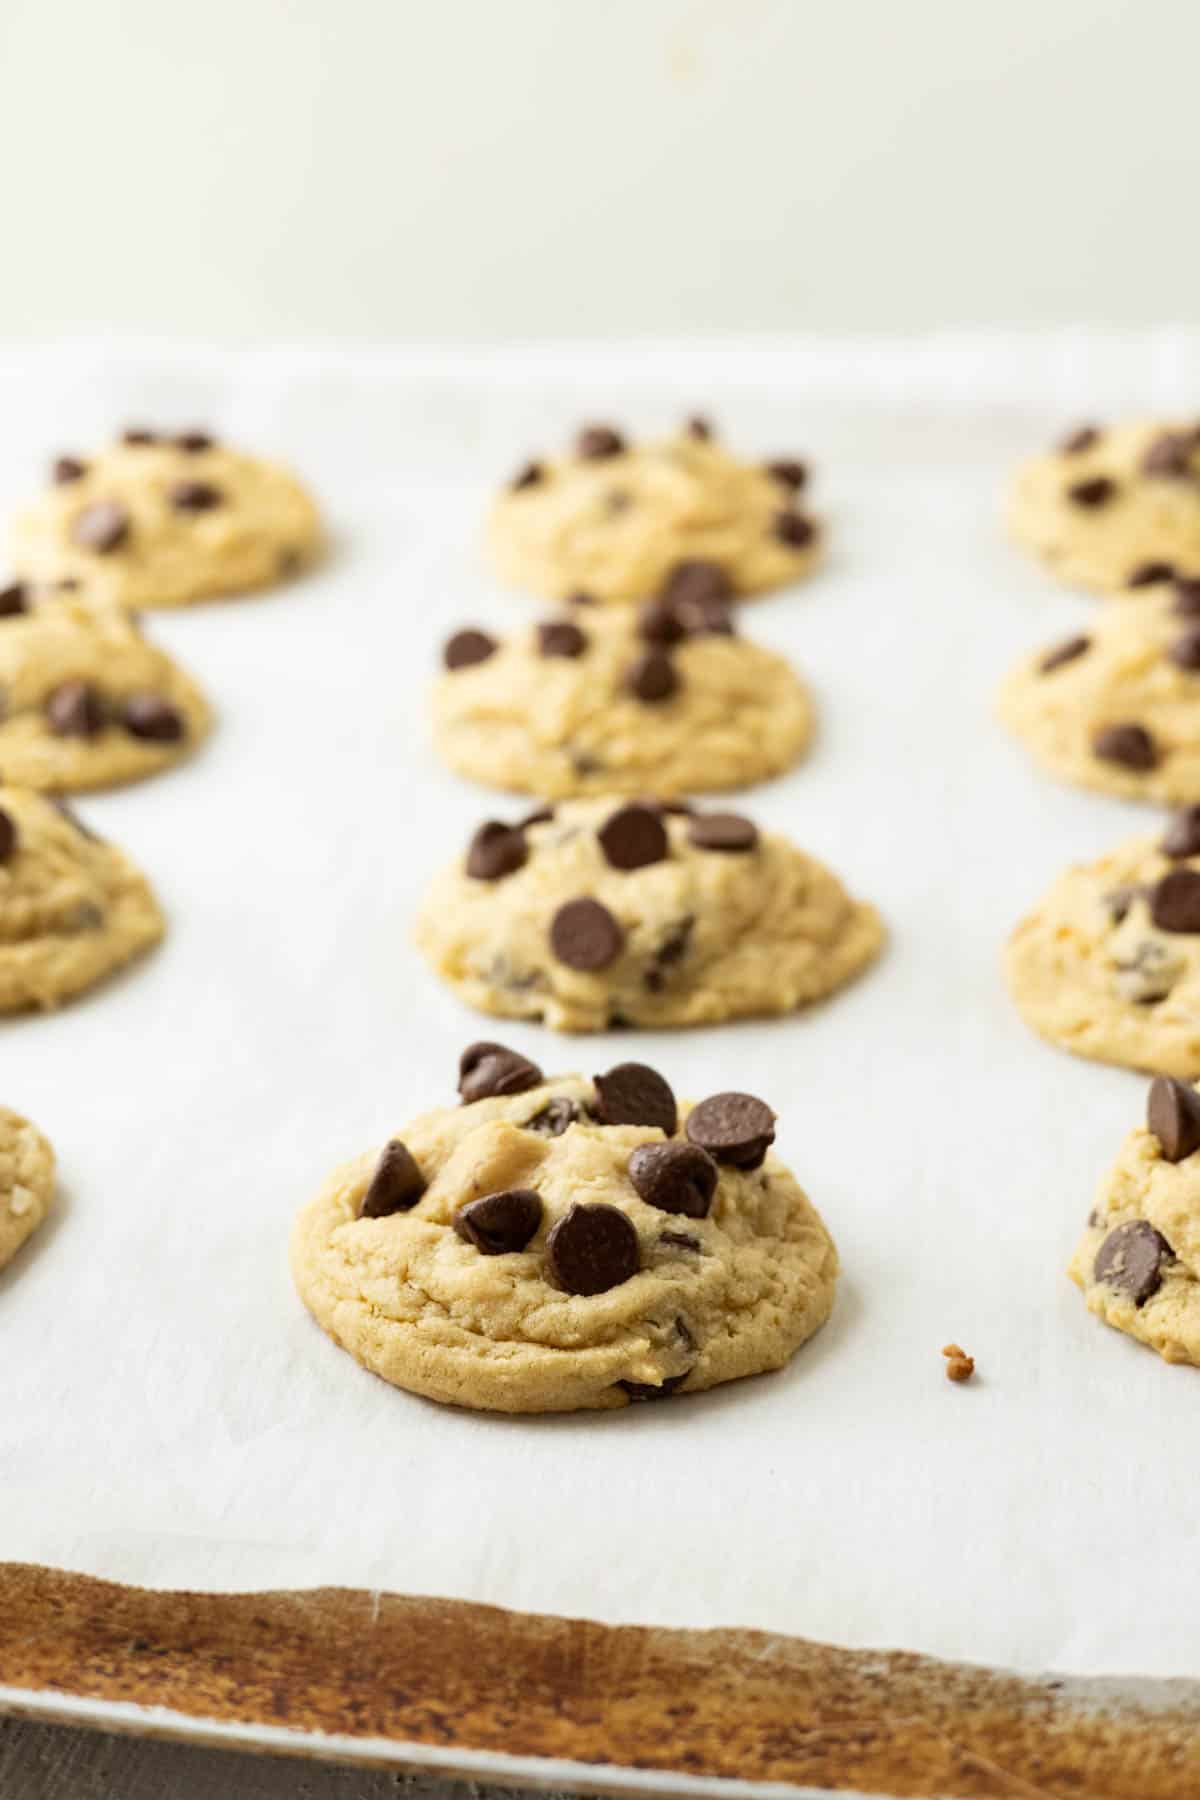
[1006,415,1200,1368]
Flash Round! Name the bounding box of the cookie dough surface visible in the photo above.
[291,1051,838,1413]
[434,602,814,797]
[487,418,821,604]
[1008,418,1200,594]
[0,1105,54,1274]
[10,428,321,609]
[0,585,210,790]
[997,580,1200,804]
[414,797,883,1033]
[0,782,164,1011]
[1069,1077,1200,1365]
[1006,819,1200,1074]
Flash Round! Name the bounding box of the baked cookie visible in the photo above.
[0,582,210,790]
[1008,418,1200,594]
[997,577,1200,804]
[414,797,882,1033]
[487,415,821,604]
[434,596,814,797]
[1005,811,1200,1073]
[0,782,164,1011]
[291,1044,838,1412]
[0,1106,54,1274]
[1068,1075,1200,1365]
[10,427,321,608]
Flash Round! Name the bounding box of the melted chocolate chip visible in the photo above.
[1143,432,1197,479]
[576,425,625,460]
[0,807,16,863]
[592,1063,677,1134]
[45,679,105,737]
[176,431,214,452]
[626,648,679,703]
[637,598,686,646]
[517,805,554,831]
[1127,561,1175,588]
[0,583,27,618]
[685,415,713,441]
[1150,868,1200,933]
[676,592,735,636]
[122,693,184,742]
[1174,577,1200,615]
[685,1091,776,1170]
[658,559,733,610]
[458,1041,543,1104]
[454,1188,542,1255]
[773,510,816,547]
[1061,425,1100,455]
[549,897,624,971]
[1039,635,1091,674]
[537,619,588,658]
[546,1202,640,1294]
[688,811,758,853]
[71,501,129,553]
[597,802,669,871]
[765,458,808,490]
[628,1141,717,1216]
[1162,805,1200,858]
[618,1372,689,1402]
[1066,476,1116,507]
[52,456,87,484]
[510,460,543,492]
[359,1139,426,1217]
[1092,722,1158,771]
[443,628,497,671]
[122,428,158,445]
[525,1096,579,1137]
[1168,627,1200,671]
[169,480,223,512]
[1094,1219,1171,1306]
[465,821,527,882]
[1147,1076,1200,1162]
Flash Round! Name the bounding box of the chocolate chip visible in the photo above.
[549,897,624,971]
[1143,432,1196,479]
[1150,868,1200,933]
[0,583,27,618]
[122,428,158,446]
[443,628,497,671]
[773,510,816,547]
[1061,425,1100,455]
[52,456,87,484]
[765,458,808,490]
[654,799,694,816]
[546,1202,640,1295]
[1039,635,1090,674]
[359,1139,426,1217]
[686,1091,776,1170]
[537,619,587,658]
[1174,577,1200,615]
[1094,1219,1171,1306]
[598,802,669,872]
[1092,723,1158,771]
[518,805,555,830]
[525,1097,579,1136]
[1169,627,1200,671]
[628,1141,717,1216]
[637,598,686,646]
[458,1041,543,1104]
[653,915,694,966]
[658,559,733,610]
[71,501,129,553]
[1162,805,1200,858]
[688,811,758,853]
[1147,1076,1200,1162]
[0,807,16,864]
[618,1372,689,1402]
[45,679,105,737]
[576,425,625,460]
[169,480,222,512]
[593,1063,677,1134]
[685,415,713,441]
[1066,476,1116,508]
[676,592,735,636]
[1127,561,1175,588]
[466,821,528,882]
[455,1188,542,1255]
[176,431,214,452]
[566,589,597,607]
[510,460,543,492]
[122,693,184,742]
[626,648,679,703]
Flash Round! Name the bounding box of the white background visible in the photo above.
[0,0,1196,342]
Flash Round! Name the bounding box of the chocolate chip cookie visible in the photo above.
[0,1105,54,1274]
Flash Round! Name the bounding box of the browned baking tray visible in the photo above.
[2,1563,1198,1797]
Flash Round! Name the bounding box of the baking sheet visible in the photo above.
[4,332,1200,1684]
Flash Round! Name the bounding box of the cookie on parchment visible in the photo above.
[414,797,882,1033]
[0,1106,54,1275]
[1006,814,1200,1074]
[997,578,1200,804]
[0,582,210,790]
[291,1045,838,1412]
[1008,418,1200,594]
[1069,1075,1200,1366]
[10,427,321,609]
[0,782,163,1012]
[434,596,814,798]
[488,416,821,604]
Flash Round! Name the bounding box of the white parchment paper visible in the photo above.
[4,333,1200,1681]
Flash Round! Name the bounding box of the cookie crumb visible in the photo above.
[941,1343,975,1383]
